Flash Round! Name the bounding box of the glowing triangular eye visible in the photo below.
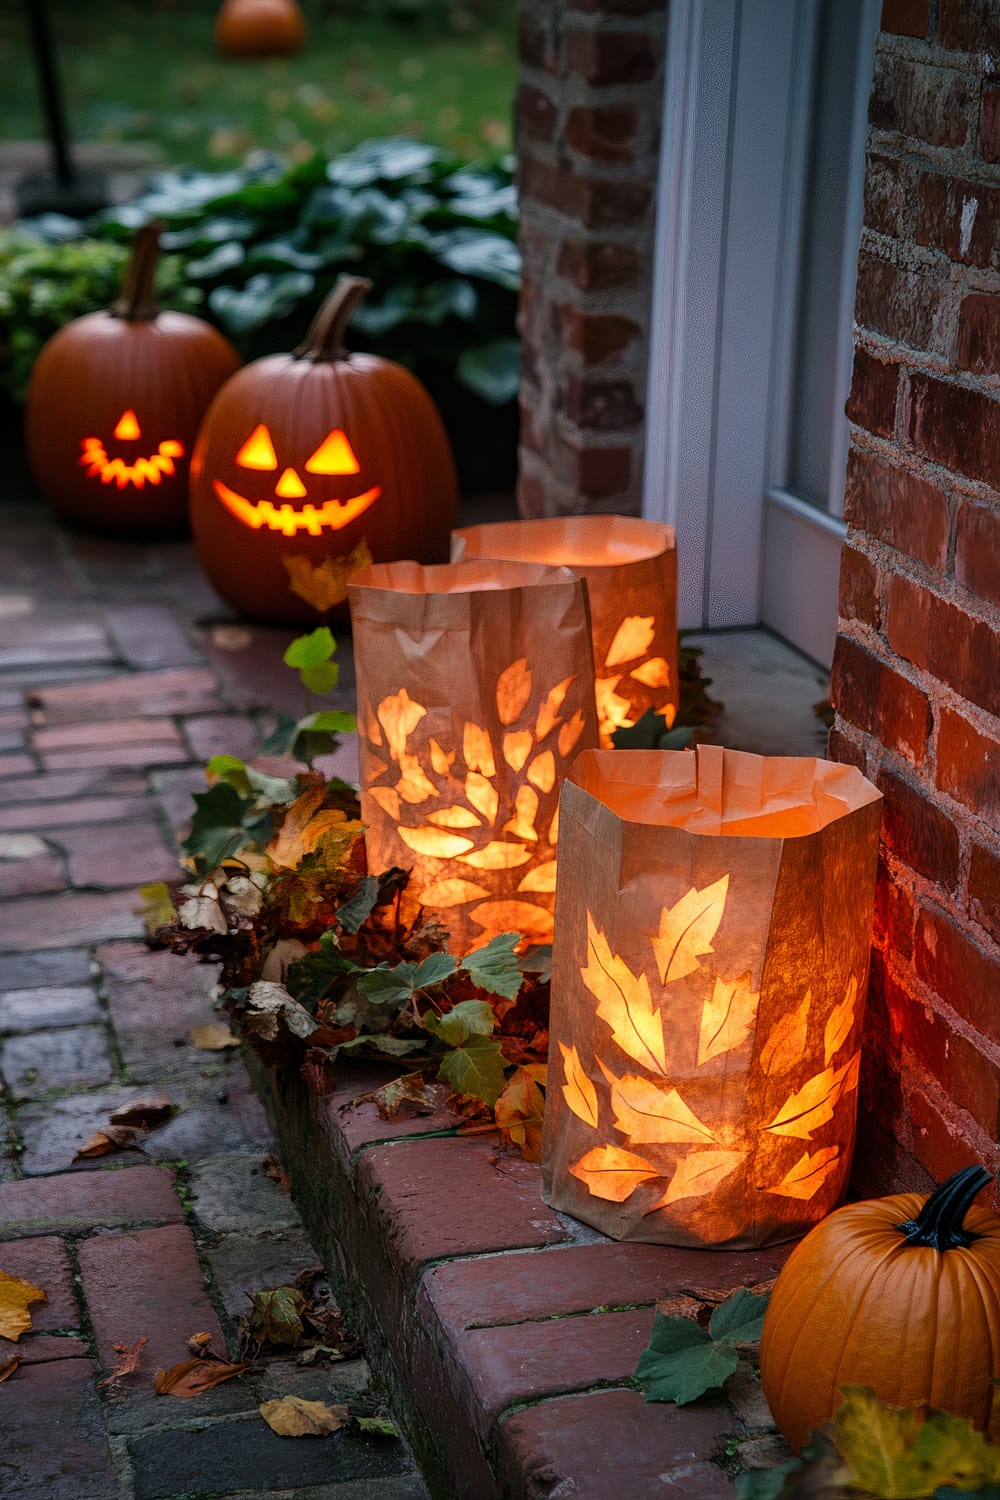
[305,429,360,476]
[236,425,278,470]
[114,410,141,441]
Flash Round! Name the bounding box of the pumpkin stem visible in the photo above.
[110,220,162,322]
[896,1165,993,1250]
[293,275,371,362]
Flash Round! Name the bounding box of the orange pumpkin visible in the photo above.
[759,1165,1000,1451]
[215,0,305,57]
[189,275,459,625]
[25,222,240,537]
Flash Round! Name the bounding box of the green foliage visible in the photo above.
[0,228,199,401]
[634,1288,769,1406]
[463,931,525,999]
[89,139,519,405]
[284,627,340,694]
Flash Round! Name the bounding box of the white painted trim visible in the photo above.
[766,486,849,542]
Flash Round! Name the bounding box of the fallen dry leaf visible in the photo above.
[190,1023,241,1051]
[262,1154,292,1197]
[99,1336,148,1387]
[0,1270,47,1342]
[259,1395,348,1437]
[0,1356,19,1382]
[74,1125,140,1160]
[242,1287,307,1350]
[109,1097,174,1129]
[154,1356,250,1397]
[187,1331,214,1356]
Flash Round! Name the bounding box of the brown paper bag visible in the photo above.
[452,515,677,746]
[541,744,882,1248]
[348,559,599,954]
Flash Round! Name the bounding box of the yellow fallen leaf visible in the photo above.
[259,1395,349,1437]
[0,1270,47,1342]
[190,1023,241,1051]
[0,1356,19,1382]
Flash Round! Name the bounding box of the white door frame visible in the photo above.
[643,0,878,663]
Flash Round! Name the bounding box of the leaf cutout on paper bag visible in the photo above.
[503,730,533,772]
[496,658,532,726]
[398,827,475,859]
[648,1149,745,1210]
[557,711,586,759]
[535,677,574,740]
[597,1061,716,1145]
[582,914,667,1075]
[418,878,491,907]
[605,615,656,668]
[767,1145,841,1200]
[467,900,554,946]
[463,722,496,777]
[758,990,812,1076]
[569,1145,660,1202]
[824,976,859,1064]
[696,973,760,1065]
[630,657,671,688]
[651,875,730,985]
[459,841,531,869]
[427,805,481,829]
[766,1052,861,1139]
[559,1042,599,1128]
[377,688,426,761]
[518,860,557,893]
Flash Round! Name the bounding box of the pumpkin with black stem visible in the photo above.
[189,275,459,625]
[215,0,305,57]
[759,1165,1000,1452]
[25,222,241,537]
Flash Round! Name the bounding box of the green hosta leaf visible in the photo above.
[431,228,521,289]
[421,278,477,325]
[327,138,447,187]
[185,241,245,279]
[634,1311,734,1405]
[457,338,520,405]
[423,998,495,1047]
[209,270,314,336]
[438,1034,507,1105]
[462,933,523,999]
[335,877,379,935]
[708,1287,769,1344]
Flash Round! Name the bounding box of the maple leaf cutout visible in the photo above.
[647,1149,745,1210]
[697,973,760,1066]
[582,914,667,1074]
[559,1041,599,1129]
[758,991,812,1075]
[569,1145,660,1202]
[651,875,730,985]
[767,1145,841,1200]
[597,1061,715,1145]
[824,976,859,1064]
[766,1051,861,1139]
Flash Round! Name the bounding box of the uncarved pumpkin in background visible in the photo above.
[215,0,305,57]
[25,222,241,537]
[759,1165,1000,1451]
[189,275,459,625]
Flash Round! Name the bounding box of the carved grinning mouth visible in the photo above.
[80,436,184,489]
[213,480,381,537]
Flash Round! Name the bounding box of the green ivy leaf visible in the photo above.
[182,781,253,871]
[283,628,340,695]
[300,710,357,735]
[457,338,520,405]
[356,964,418,1006]
[634,1312,736,1406]
[423,998,495,1047]
[708,1287,769,1344]
[438,1034,507,1105]
[411,952,459,990]
[462,933,523,1000]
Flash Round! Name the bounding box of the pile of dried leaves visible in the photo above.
[143,629,551,1156]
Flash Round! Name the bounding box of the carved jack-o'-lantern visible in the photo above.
[348,559,600,955]
[25,223,241,537]
[541,745,882,1248]
[190,277,458,625]
[453,516,678,746]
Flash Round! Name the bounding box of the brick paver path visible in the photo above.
[0,499,427,1500]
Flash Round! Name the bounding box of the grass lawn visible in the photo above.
[1,1,517,171]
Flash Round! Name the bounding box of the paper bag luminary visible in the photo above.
[348,559,600,955]
[452,515,677,747]
[541,745,882,1249]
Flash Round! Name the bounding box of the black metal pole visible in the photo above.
[24,0,75,188]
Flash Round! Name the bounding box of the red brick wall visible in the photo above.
[830,1,1000,1189]
[515,0,668,517]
